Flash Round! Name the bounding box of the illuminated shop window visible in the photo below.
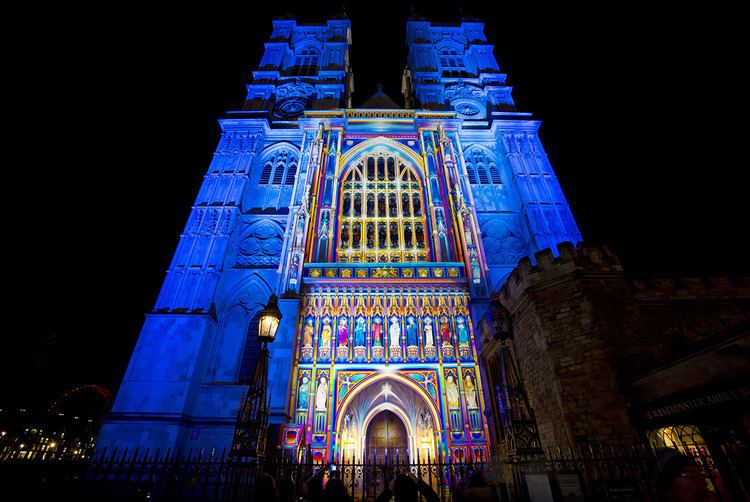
[648,425,723,495]
[337,151,429,263]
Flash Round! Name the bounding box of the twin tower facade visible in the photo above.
[96,17,580,462]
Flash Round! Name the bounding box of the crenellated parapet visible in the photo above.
[499,242,622,305]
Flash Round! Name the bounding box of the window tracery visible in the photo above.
[259,149,298,186]
[294,48,319,76]
[464,148,501,185]
[337,152,429,263]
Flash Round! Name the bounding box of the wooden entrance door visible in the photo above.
[365,410,408,462]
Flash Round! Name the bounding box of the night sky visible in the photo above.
[4,3,745,409]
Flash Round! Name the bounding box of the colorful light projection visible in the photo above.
[284,286,490,463]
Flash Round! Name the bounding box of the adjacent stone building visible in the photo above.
[478,242,750,498]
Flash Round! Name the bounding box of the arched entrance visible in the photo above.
[365,410,408,462]
[335,375,440,463]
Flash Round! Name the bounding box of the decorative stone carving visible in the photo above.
[480,218,527,265]
[235,220,284,266]
[445,80,485,119]
[274,79,315,119]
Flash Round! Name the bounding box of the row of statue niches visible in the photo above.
[300,314,473,361]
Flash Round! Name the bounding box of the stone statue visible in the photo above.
[406,316,418,347]
[463,216,474,246]
[303,318,314,347]
[298,375,310,410]
[371,316,383,346]
[389,316,401,348]
[464,375,478,409]
[354,316,366,347]
[315,376,328,412]
[337,317,349,347]
[470,253,481,282]
[423,317,434,347]
[456,317,470,346]
[294,215,306,248]
[441,316,451,343]
[446,375,460,409]
[320,319,331,348]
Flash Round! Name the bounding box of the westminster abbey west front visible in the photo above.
[97,13,750,500]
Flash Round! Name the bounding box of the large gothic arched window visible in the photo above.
[337,151,429,263]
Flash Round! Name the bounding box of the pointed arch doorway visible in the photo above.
[336,375,440,463]
[365,410,408,462]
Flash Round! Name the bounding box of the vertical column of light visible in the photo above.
[453,132,491,291]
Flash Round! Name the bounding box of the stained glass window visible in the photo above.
[337,152,429,263]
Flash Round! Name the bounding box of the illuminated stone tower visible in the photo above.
[96,16,580,461]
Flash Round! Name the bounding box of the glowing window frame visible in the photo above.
[336,150,429,263]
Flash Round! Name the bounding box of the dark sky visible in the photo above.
[4,3,746,408]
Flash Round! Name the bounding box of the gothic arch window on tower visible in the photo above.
[337,151,429,263]
[294,47,320,76]
[464,148,501,185]
[438,47,471,78]
[439,48,464,69]
[259,149,299,186]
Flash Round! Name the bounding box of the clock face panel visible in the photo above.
[456,103,480,116]
[451,98,485,119]
[275,97,307,118]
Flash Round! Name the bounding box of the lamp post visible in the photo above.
[231,294,282,458]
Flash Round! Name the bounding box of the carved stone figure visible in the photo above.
[389,316,401,348]
[446,375,460,409]
[315,376,328,412]
[441,316,451,343]
[294,215,306,248]
[406,316,418,347]
[456,317,470,346]
[423,317,434,347]
[320,319,331,348]
[337,317,349,347]
[371,316,383,346]
[298,376,310,410]
[303,318,314,347]
[464,375,478,409]
[354,316,366,347]
[470,253,481,282]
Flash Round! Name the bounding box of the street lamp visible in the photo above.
[258,294,282,344]
[231,294,282,458]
